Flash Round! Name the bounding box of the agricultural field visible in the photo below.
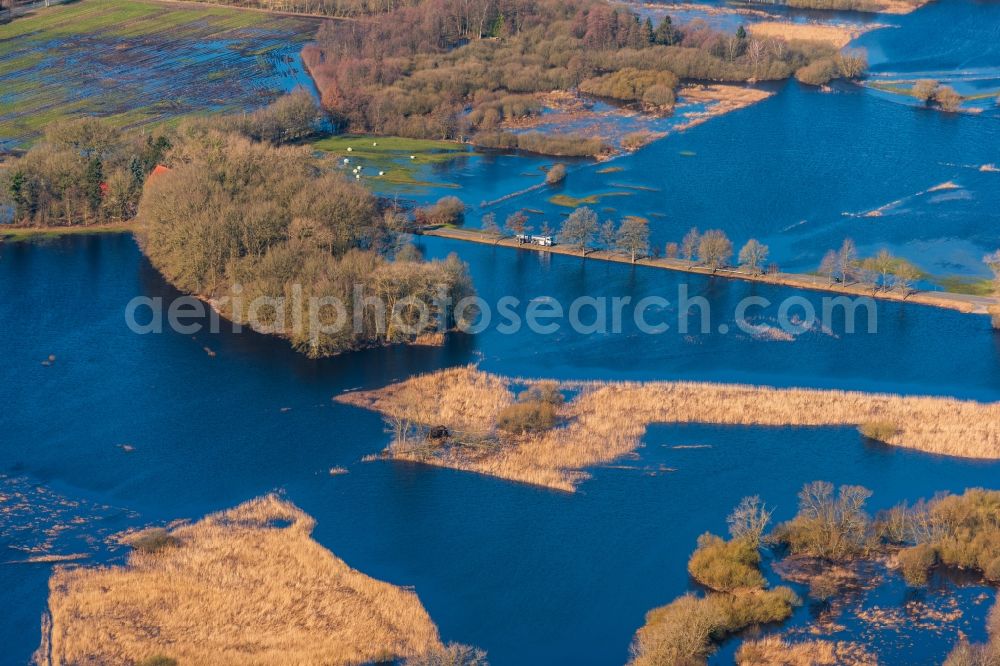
[0,0,320,151]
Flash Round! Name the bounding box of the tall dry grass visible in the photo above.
[339,367,1000,492]
[736,637,877,665]
[40,495,442,666]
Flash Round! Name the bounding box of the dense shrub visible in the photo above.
[214,89,323,144]
[496,401,559,434]
[579,68,679,106]
[709,586,799,630]
[929,489,1000,580]
[772,482,875,560]
[630,593,722,666]
[474,131,611,157]
[858,420,899,442]
[688,534,766,592]
[545,163,567,185]
[305,0,844,150]
[138,127,474,357]
[416,196,466,227]
[897,543,937,586]
[130,528,181,554]
[795,58,839,86]
[496,382,563,434]
[3,118,170,226]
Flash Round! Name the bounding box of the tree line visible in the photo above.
[818,238,922,296]
[472,207,776,273]
[2,89,321,227]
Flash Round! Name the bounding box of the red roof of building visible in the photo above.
[147,164,172,182]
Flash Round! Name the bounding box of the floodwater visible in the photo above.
[1,234,998,664]
[3,0,1000,663]
[376,0,1000,282]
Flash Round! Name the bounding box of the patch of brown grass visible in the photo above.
[748,22,870,49]
[736,636,877,665]
[676,85,774,131]
[40,495,442,666]
[337,367,1000,492]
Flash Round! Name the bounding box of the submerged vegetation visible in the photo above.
[634,483,1000,665]
[630,501,800,666]
[41,495,451,665]
[0,0,317,147]
[338,367,1000,491]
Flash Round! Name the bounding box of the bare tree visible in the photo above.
[837,238,858,284]
[892,260,921,297]
[819,249,838,284]
[911,79,939,104]
[984,249,1000,287]
[616,216,650,263]
[737,239,769,275]
[727,495,773,547]
[558,206,598,255]
[481,212,501,242]
[504,210,529,237]
[681,227,700,261]
[598,219,617,251]
[865,248,896,292]
[934,85,962,112]
[835,49,868,79]
[698,229,733,270]
[747,38,765,77]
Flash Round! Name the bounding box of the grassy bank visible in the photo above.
[421,227,998,316]
[338,367,1000,492]
[312,134,470,187]
[1,223,134,241]
[41,495,444,665]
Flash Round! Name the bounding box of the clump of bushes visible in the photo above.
[858,420,899,443]
[897,543,937,586]
[130,528,182,554]
[795,50,866,86]
[630,586,800,665]
[415,196,466,227]
[545,163,566,185]
[771,481,875,560]
[496,382,563,435]
[630,496,799,666]
[579,68,679,108]
[3,118,171,226]
[474,131,611,157]
[688,533,766,592]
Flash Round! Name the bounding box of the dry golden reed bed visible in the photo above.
[339,367,1000,492]
[39,495,442,666]
[737,637,877,665]
[748,22,872,49]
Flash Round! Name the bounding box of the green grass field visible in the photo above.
[313,134,470,188]
[0,0,318,148]
[548,191,633,208]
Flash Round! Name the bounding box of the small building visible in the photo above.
[515,234,553,247]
